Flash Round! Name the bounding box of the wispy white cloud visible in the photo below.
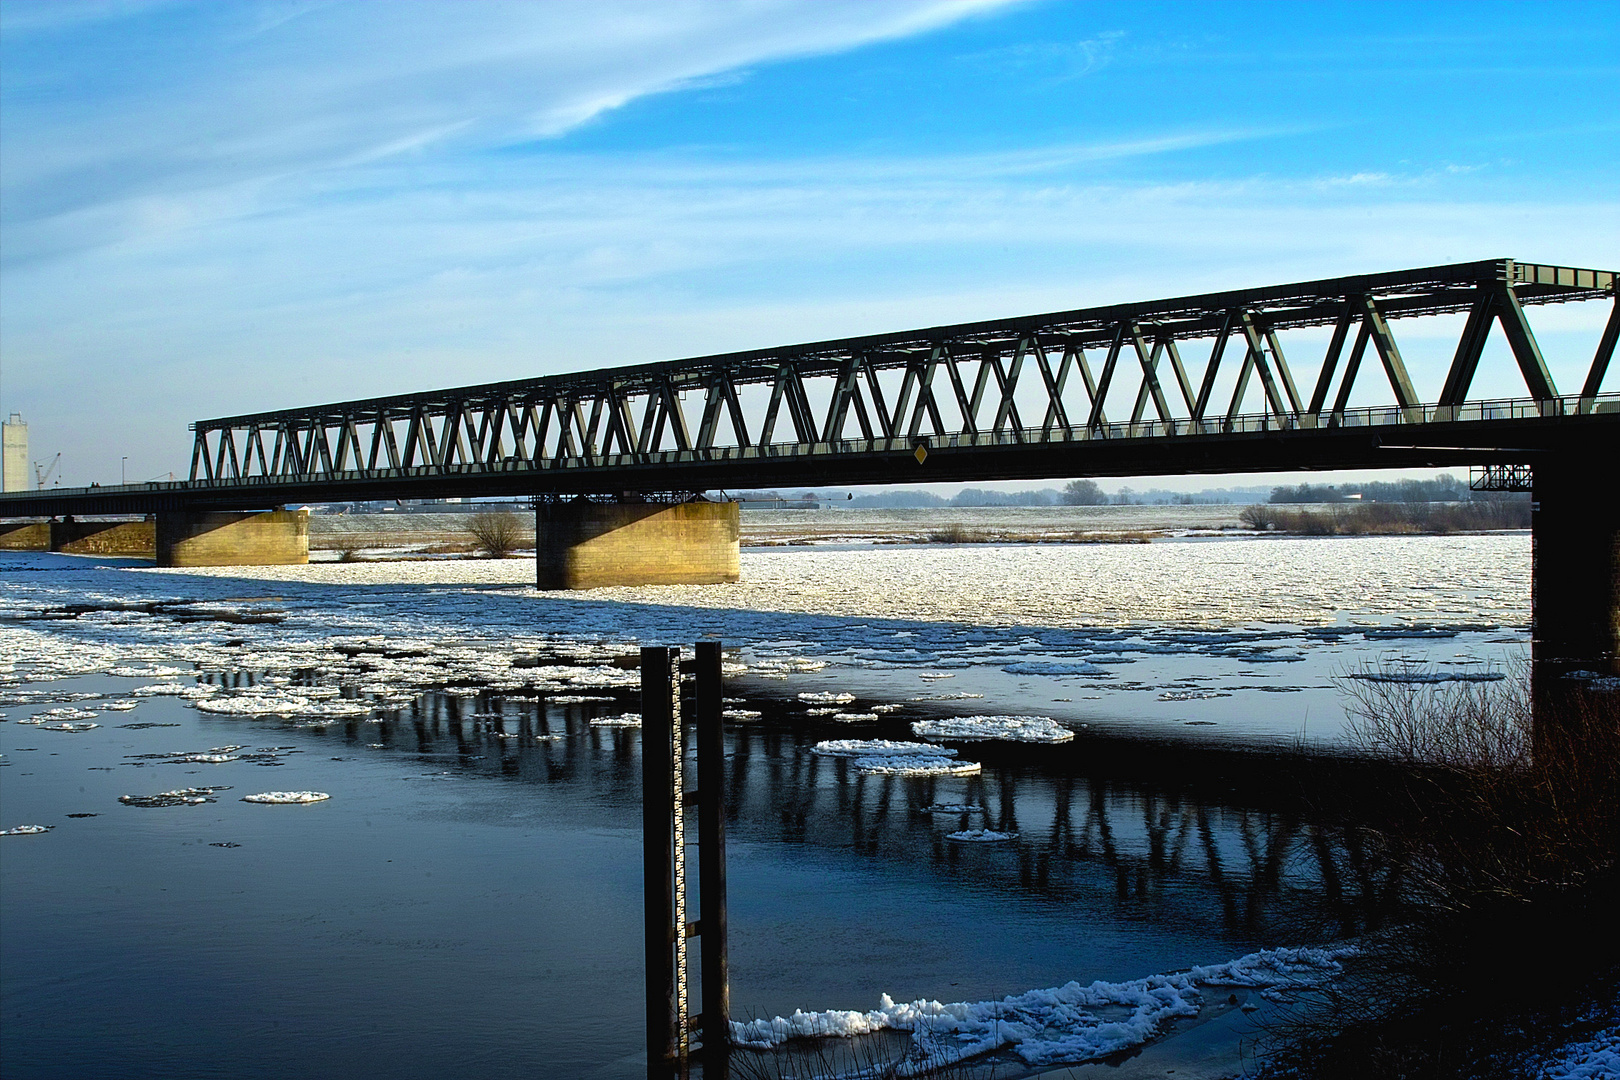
[1,0,1018,260]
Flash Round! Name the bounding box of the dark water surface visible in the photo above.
[1,669,1392,1079]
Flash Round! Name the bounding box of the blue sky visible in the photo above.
[1,0,1615,490]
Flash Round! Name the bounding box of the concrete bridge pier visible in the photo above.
[51,517,156,556]
[535,500,740,590]
[155,508,309,567]
[1531,460,1620,762]
[1533,461,1620,675]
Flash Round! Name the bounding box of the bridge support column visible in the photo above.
[1532,460,1620,763]
[50,518,156,556]
[1533,462,1620,675]
[0,521,50,551]
[536,500,739,590]
[156,509,309,567]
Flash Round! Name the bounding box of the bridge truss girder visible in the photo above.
[180,258,1613,493]
[0,259,1613,518]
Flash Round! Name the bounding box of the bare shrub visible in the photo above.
[1240,504,1277,530]
[465,510,526,557]
[924,524,987,543]
[1258,666,1620,1077]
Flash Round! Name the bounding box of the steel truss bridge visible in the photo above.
[4,258,1615,517]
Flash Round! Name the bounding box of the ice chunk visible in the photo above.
[853,756,980,777]
[38,721,99,732]
[120,787,229,807]
[2,824,54,835]
[242,791,330,804]
[812,740,957,759]
[1158,689,1233,701]
[798,692,856,704]
[912,715,1074,744]
[589,713,641,727]
[831,712,879,723]
[1002,661,1110,676]
[1347,670,1505,684]
[946,829,1017,842]
[721,708,762,720]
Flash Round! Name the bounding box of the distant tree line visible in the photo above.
[726,483,1270,508]
[1270,474,1471,504]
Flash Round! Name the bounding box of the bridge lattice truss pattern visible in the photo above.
[187,260,1615,495]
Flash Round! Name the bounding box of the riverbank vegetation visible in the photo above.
[920,524,1157,544]
[1260,668,1619,1078]
[1241,496,1530,535]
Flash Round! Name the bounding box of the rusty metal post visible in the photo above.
[695,641,731,1077]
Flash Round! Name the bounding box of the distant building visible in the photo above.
[2,414,26,492]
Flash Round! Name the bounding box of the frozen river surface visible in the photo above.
[0,533,1528,1077]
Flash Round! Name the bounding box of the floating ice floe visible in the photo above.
[853,756,980,777]
[120,787,229,808]
[242,791,330,804]
[1564,670,1620,692]
[590,713,642,727]
[1158,689,1232,701]
[804,707,842,716]
[2,824,54,835]
[130,683,190,697]
[916,672,956,680]
[195,695,374,717]
[831,712,879,723]
[751,657,827,674]
[798,692,856,704]
[924,804,983,814]
[38,721,99,732]
[1348,670,1506,684]
[909,692,984,701]
[96,700,140,711]
[946,829,1017,842]
[812,740,958,759]
[550,694,616,704]
[728,946,1356,1072]
[34,706,98,721]
[912,716,1074,744]
[1002,661,1110,676]
[722,708,762,721]
[109,664,190,677]
[870,704,903,714]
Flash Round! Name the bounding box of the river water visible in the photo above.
[0,524,1530,1078]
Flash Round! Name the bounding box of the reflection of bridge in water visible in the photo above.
[313,687,1405,945]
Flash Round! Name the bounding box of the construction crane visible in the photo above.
[34,453,61,489]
